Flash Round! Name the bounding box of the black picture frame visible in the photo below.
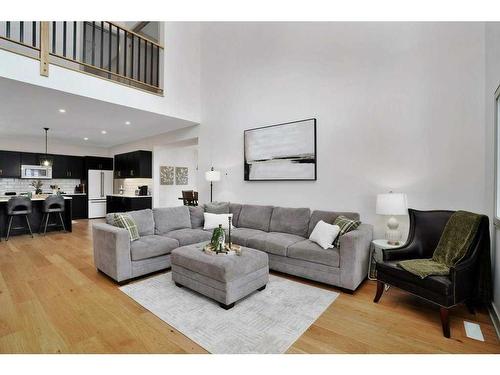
[244,118,317,181]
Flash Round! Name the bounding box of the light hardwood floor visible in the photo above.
[0,219,499,354]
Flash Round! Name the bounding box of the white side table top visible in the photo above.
[372,239,402,249]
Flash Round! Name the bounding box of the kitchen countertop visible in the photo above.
[0,195,72,203]
[107,194,152,198]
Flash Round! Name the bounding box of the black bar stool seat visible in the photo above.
[40,195,66,235]
[6,196,33,240]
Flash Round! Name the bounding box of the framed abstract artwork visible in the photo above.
[160,166,174,185]
[175,167,189,185]
[244,118,317,181]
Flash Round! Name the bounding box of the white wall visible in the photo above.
[198,22,486,239]
[485,22,500,322]
[153,143,198,208]
[0,22,201,122]
[0,134,109,156]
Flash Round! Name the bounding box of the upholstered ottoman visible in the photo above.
[171,242,269,309]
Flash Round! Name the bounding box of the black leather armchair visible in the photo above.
[373,209,490,338]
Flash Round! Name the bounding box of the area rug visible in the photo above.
[119,272,338,354]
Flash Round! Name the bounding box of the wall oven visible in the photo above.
[21,165,53,179]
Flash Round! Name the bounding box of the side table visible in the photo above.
[368,239,401,281]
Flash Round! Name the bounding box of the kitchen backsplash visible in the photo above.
[114,178,153,196]
[0,178,82,195]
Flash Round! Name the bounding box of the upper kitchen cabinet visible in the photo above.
[114,151,152,178]
[85,156,114,171]
[52,155,84,179]
[21,152,47,166]
[0,151,21,178]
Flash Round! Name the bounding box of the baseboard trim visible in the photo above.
[488,302,500,340]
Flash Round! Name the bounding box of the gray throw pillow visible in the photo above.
[204,201,230,214]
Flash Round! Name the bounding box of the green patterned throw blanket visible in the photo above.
[398,211,482,279]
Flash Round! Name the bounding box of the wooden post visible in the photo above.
[39,21,49,77]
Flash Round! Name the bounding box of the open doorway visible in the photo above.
[153,138,198,208]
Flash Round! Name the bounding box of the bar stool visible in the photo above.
[39,195,66,235]
[6,196,33,241]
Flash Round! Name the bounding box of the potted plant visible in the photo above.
[31,180,43,195]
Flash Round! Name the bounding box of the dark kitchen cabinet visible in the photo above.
[21,152,51,166]
[53,155,84,179]
[0,151,21,178]
[85,156,113,171]
[106,195,152,213]
[114,150,152,178]
[66,194,88,219]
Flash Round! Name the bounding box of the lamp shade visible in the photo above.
[376,192,408,216]
[205,170,221,182]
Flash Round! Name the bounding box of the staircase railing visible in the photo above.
[0,21,163,95]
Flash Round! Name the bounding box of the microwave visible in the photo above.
[21,165,52,179]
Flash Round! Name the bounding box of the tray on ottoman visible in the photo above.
[171,242,269,309]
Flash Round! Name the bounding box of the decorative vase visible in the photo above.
[211,224,226,252]
[35,188,42,195]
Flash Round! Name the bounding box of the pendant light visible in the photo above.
[40,127,53,167]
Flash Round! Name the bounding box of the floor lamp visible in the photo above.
[205,167,221,202]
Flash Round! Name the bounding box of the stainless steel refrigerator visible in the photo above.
[88,169,114,218]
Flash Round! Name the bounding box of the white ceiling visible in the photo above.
[0,77,197,148]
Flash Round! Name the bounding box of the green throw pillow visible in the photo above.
[333,215,361,248]
[113,213,140,241]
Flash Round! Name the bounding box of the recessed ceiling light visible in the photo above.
[125,121,131,125]
[101,130,107,134]
[58,109,66,113]
[83,137,89,141]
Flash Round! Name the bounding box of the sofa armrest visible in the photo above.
[339,223,373,291]
[92,222,132,283]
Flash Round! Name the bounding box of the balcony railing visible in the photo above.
[0,21,163,95]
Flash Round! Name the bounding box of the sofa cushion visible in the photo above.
[130,235,179,261]
[230,227,267,246]
[238,204,274,231]
[247,232,305,257]
[229,203,243,227]
[163,228,212,246]
[189,206,204,228]
[204,201,230,214]
[153,206,192,234]
[127,209,155,236]
[376,261,452,296]
[288,239,340,267]
[270,206,311,237]
[308,210,360,237]
[111,213,140,241]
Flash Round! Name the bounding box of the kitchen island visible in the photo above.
[106,194,152,214]
[0,196,72,237]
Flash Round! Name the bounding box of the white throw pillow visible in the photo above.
[203,213,234,230]
[309,220,341,250]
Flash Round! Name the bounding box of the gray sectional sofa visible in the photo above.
[92,203,373,292]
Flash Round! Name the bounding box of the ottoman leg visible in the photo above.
[219,302,235,310]
[258,284,266,291]
[175,282,183,288]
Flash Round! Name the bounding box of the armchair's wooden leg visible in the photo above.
[439,307,450,338]
[373,280,384,303]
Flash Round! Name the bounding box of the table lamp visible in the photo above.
[205,167,221,202]
[376,192,408,245]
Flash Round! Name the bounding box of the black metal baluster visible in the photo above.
[156,45,160,87]
[82,22,86,62]
[124,31,127,78]
[20,21,24,43]
[52,22,56,53]
[143,38,147,83]
[150,42,153,85]
[130,35,135,79]
[108,23,112,77]
[100,21,104,68]
[73,22,77,60]
[63,21,67,57]
[116,27,120,74]
[32,22,36,47]
[91,21,95,65]
[6,21,10,38]
[137,38,141,82]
